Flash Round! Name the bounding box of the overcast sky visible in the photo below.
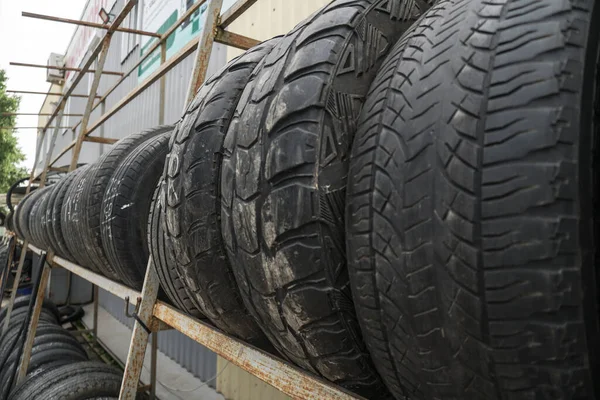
[0,0,85,170]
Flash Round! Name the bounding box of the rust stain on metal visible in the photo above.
[51,253,140,304]
[154,303,363,400]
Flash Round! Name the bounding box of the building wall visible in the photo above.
[38,0,334,399]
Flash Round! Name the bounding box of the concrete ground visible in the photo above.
[82,304,225,400]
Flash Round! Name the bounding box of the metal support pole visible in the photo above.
[2,240,29,334]
[93,284,99,339]
[150,332,158,400]
[185,0,223,105]
[70,34,113,171]
[16,253,52,384]
[119,259,160,399]
[159,42,166,125]
[39,105,66,187]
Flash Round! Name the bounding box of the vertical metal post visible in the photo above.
[185,0,223,105]
[70,35,113,171]
[119,259,160,399]
[159,41,167,125]
[150,332,158,400]
[2,240,29,334]
[39,105,66,187]
[93,284,99,338]
[16,253,52,384]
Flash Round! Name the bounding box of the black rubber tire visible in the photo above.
[52,169,84,261]
[220,0,431,394]
[39,183,58,252]
[149,180,204,318]
[17,188,45,243]
[346,0,600,399]
[0,333,88,385]
[164,40,279,340]
[8,361,123,400]
[100,131,173,289]
[78,125,174,282]
[62,165,98,271]
[0,295,60,325]
[28,186,52,250]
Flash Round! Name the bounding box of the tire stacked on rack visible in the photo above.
[0,296,123,400]
[340,0,600,399]
[160,38,282,343]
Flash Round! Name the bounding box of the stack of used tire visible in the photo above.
[8,0,600,398]
[0,296,123,399]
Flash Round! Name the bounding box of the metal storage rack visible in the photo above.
[0,1,364,399]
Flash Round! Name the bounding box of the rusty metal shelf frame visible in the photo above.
[22,241,362,400]
[2,0,363,398]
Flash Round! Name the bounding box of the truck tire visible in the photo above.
[62,165,98,271]
[8,361,123,400]
[346,0,600,399]
[164,40,279,340]
[149,181,204,318]
[220,0,431,394]
[51,169,84,261]
[101,132,172,289]
[79,125,174,283]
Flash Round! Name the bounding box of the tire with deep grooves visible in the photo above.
[220,0,431,394]
[62,165,97,271]
[100,131,173,289]
[8,361,123,400]
[78,125,174,282]
[29,187,52,250]
[164,40,279,340]
[52,169,84,261]
[44,181,63,256]
[149,180,204,317]
[345,0,600,399]
[17,188,45,244]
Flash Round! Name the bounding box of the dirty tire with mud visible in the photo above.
[163,40,280,341]
[220,0,432,395]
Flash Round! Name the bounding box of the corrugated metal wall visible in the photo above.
[37,0,337,398]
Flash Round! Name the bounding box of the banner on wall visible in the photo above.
[64,0,118,86]
[138,0,237,82]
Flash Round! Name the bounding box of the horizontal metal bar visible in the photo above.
[22,11,161,37]
[220,0,259,28]
[215,28,260,50]
[48,166,69,172]
[7,90,100,98]
[33,247,140,306]
[84,136,118,144]
[10,62,124,76]
[85,35,200,137]
[153,303,364,400]
[41,0,137,133]
[74,0,210,128]
[1,112,83,116]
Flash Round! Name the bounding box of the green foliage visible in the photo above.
[0,69,27,193]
